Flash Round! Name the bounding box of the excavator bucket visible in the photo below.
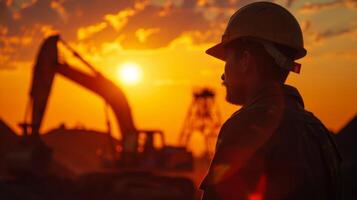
[30,35,60,135]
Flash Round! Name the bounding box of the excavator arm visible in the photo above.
[56,63,138,154]
[29,35,138,156]
[30,35,58,137]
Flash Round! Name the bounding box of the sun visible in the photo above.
[117,62,142,85]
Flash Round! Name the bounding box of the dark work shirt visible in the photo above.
[200,84,341,200]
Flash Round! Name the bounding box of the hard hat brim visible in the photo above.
[206,42,226,61]
[206,39,308,61]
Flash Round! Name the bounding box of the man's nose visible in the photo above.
[221,74,225,81]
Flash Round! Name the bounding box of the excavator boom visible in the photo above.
[56,64,138,153]
[29,35,137,154]
[30,35,59,136]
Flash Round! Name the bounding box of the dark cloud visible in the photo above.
[0,0,137,69]
[315,25,357,41]
[215,0,234,7]
[345,0,357,9]
[212,0,258,8]
[300,20,311,32]
[299,0,340,14]
[12,0,135,39]
[0,1,12,27]
[107,0,265,49]
[299,0,357,14]
[0,0,219,67]
[119,4,212,49]
[181,0,198,8]
[0,0,303,70]
[285,0,297,7]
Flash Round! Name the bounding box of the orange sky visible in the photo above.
[1,0,357,155]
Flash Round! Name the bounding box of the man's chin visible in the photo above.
[225,94,243,106]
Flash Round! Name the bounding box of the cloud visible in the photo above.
[5,0,351,71]
[77,22,107,40]
[117,3,212,49]
[300,20,311,32]
[50,0,69,21]
[66,0,222,50]
[40,24,58,37]
[285,0,297,7]
[299,0,357,14]
[2,0,136,37]
[0,0,137,69]
[319,50,357,60]
[315,25,357,42]
[345,0,357,9]
[135,28,160,43]
[299,0,340,14]
[0,1,14,26]
[337,51,357,59]
[105,8,137,31]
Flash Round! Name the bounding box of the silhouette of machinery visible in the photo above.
[5,35,195,200]
[180,88,221,159]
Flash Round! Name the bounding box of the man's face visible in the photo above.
[222,48,249,105]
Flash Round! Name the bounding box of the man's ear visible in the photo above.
[240,50,251,73]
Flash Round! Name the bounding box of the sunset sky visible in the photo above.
[0,0,356,153]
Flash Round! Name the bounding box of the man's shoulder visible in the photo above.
[283,107,326,127]
[219,104,285,146]
[222,103,328,139]
[226,102,285,128]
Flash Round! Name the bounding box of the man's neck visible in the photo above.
[243,81,283,107]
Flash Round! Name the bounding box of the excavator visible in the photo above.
[4,35,196,199]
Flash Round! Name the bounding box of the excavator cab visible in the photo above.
[136,130,193,171]
[100,129,193,171]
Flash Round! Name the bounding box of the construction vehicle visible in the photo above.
[3,35,195,199]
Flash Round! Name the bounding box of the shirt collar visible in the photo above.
[249,84,303,107]
[231,84,304,118]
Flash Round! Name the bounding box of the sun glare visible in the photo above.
[117,62,142,85]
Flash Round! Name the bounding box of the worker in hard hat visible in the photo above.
[200,2,342,200]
